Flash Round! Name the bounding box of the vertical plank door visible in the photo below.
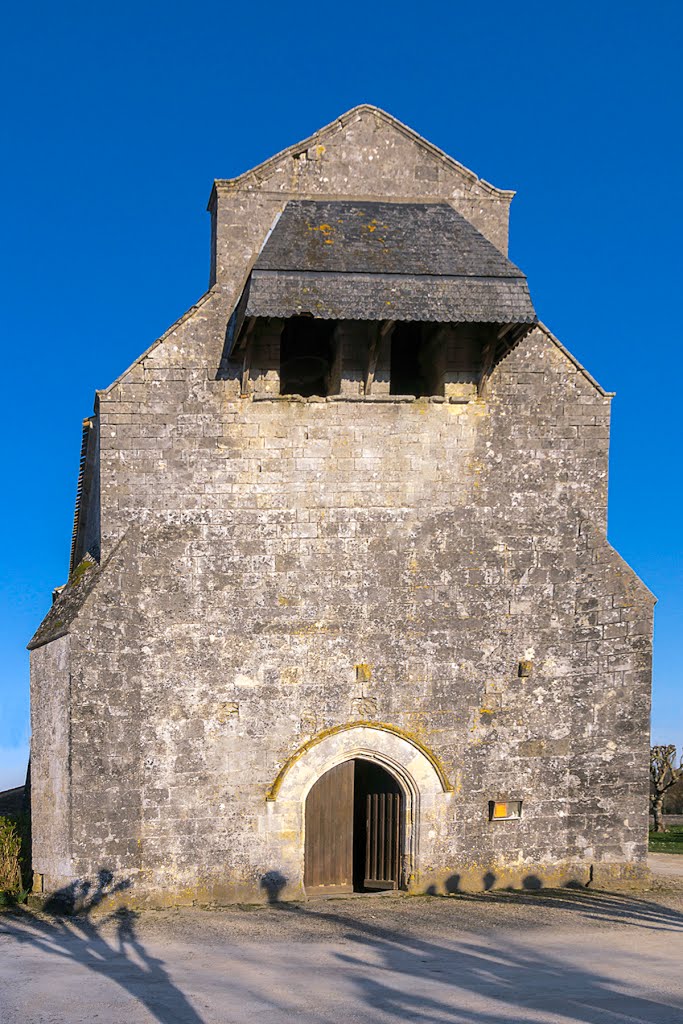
[304,760,354,894]
[364,790,401,890]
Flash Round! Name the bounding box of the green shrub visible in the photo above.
[13,813,31,889]
[0,816,22,894]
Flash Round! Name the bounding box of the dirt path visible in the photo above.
[1,884,682,1023]
[649,852,683,878]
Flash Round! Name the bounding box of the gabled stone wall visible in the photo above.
[210,106,513,295]
[32,323,650,903]
[29,108,654,905]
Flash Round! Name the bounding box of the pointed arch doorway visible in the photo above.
[304,758,404,895]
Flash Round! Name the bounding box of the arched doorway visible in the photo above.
[265,723,453,898]
[304,758,404,895]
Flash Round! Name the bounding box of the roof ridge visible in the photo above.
[211,105,514,202]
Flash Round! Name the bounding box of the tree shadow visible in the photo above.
[434,870,683,933]
[3,868,683,1023]
[1,869,206,1024]
[451,884,683,934]
[267,883,683,1024]
[255,866,683,1022]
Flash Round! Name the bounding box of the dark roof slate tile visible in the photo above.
[246,270,534,323]
[256,200,522,278]
[229,200,536,343]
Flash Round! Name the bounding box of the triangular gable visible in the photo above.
[212,104,514,202]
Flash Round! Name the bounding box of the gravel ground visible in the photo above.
[1,877,682,1023]
[648,852,683,878]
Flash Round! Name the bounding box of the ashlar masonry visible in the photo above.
[29,106,654,906]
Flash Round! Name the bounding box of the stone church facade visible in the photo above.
[29,106,654,906]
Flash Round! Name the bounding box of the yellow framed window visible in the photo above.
[489,800,522,821]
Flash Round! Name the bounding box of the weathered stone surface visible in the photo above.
[29,636,71,883]
[28,106,654,905]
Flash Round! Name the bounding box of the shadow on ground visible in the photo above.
[1,868,683,1023]
[1,871,204,1024]
[432,876,683,933]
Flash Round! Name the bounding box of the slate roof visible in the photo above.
[258,201,522,277]
[231,201,535,339]
[0,786,25,817]
[243,271,532,324]
[27,557,100,651]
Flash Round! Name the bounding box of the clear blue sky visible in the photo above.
[1,1,681,789]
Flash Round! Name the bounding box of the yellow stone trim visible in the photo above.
[265,721,453,801]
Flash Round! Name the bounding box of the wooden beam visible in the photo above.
[328,322,343,395]
[365,320,395,395]
[240,318,256,396]
[478,334,497,399]
[232,307,255,354]
[479,323,534,398]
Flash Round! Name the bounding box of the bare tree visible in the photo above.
[650,745,683,833]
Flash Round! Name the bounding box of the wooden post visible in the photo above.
[478,323,511,398]
[365,320,395,395]
[239,318,256,397]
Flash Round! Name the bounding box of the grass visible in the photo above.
[0,817,23,894]
[649,826,683,854]
[0,814,31,904]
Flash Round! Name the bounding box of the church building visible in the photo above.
[29,106,654,905]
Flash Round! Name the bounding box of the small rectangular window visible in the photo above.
[489,800,522,821]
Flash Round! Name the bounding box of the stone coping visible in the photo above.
[250,394,474,405]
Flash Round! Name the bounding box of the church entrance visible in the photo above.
[303,758,404,895]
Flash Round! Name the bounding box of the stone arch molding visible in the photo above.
[262,723,453,893]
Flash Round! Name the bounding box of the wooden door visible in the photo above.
[364,790,401,890]
[304,760,354,894]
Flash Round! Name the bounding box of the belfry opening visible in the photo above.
[304,759,404,895]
